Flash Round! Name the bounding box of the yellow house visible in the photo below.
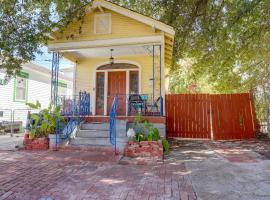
[48,0,175,118]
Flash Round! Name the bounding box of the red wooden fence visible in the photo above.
[166,93,256,140]
[166,94,211,139]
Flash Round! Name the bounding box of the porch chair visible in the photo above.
[128,94,148,115]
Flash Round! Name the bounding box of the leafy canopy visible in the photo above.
[0,0,90,76]
[114,0,270,93]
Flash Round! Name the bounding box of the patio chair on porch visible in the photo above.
[128,94,147,115]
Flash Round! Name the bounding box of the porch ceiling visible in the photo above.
[61,45,160,60]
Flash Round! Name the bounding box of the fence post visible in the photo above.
[11,110,14,137]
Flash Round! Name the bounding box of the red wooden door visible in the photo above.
[107,71,126,115]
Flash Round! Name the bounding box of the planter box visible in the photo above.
[24,137,49,150]
[124,141,163,159]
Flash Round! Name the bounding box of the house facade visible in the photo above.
[0,63,73,128]
[48,0,175,118]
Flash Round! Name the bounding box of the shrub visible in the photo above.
[152,128,159,141]
[131,113,161,142]
[162,139,169,153]
[26,101,66,139]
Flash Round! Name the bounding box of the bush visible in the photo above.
[131,113,160,142]
[27,101,66,139]
[162,139,169,153]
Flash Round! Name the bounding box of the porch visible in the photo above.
[50,42,166,117]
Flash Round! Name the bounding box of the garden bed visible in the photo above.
[124,141,163,159]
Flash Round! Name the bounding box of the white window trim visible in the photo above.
[94,13,112,35]
[14,77,28,102]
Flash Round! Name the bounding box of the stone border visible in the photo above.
[24,135,49,150]
[124,141,163,159]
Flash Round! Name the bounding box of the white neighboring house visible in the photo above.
[0,63,73,129]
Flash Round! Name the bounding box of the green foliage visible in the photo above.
[135,132,144,142]
[0,0,91,76]
[27,102,65,139]
[152,128,159,141]
[113,0,270,94]
[162,139,169,153]
[2,0,269,92]
[132,113,159,142]
[26,100,41,110]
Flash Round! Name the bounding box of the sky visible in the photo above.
[33,46,74,69]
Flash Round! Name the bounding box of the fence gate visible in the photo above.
[211,93,256,140]
[166,93,256,140]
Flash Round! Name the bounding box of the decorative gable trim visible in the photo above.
[94,13,112,34]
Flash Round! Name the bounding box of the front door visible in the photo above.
[107,71,126,115]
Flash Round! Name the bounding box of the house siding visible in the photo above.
[75,55,162,113]
[52,9,160,43]
[0,69,72,127]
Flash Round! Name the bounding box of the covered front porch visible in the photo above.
[50,39,167,117]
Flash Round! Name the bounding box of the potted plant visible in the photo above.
[26,101,66,149]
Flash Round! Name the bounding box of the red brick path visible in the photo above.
[0,149,196,200]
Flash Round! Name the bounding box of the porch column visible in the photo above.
[51,52,60,106]
[161,33,166,116]
[159,44,163,116]
[152,45,155,102]
[104,71,108,115]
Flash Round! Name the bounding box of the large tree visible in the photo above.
[115,0,270,93]
[0,0,90,78]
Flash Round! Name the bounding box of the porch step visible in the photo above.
[70,137,128,149]
[81,122,109,130]
[69,120,128,150]
[77,130,108,138]
[81,121,127,131]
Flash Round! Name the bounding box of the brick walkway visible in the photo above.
[0,149,197,200]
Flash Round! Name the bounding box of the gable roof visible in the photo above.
[90,0,175,36]
[0,63,72,82]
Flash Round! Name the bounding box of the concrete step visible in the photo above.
[81,123,109,130]
[77,130,127,138]
[77,130,109,138]
[81,120,127,131]
[70,137,128,149]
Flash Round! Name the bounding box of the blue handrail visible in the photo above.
[56,91,91,141]
[109,95,119,154]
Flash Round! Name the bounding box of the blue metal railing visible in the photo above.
[109,95,119,153]
[57,91,91,140]
[59,91,91,117]
[62,118,77,139]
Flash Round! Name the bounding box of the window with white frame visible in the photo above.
[94,13,111,34]
[14,72,28,102]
